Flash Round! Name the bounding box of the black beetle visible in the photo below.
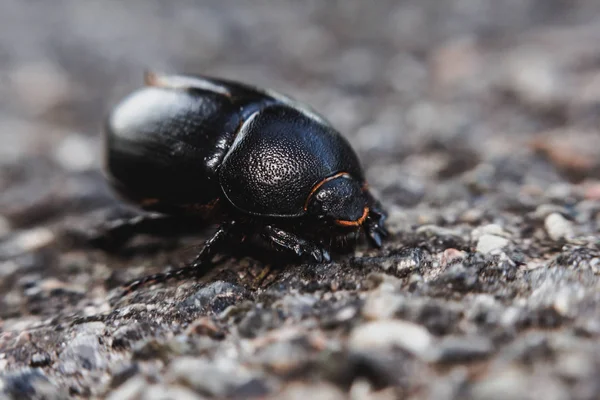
[102,72,388,292]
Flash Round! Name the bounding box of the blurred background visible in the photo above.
[3,4,600,398]
[1,0,600,229]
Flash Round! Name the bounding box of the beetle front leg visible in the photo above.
[260,225,331,263]
[119,221,237,295]
[364,196,389,248]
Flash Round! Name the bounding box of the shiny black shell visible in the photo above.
[105,73,365,217]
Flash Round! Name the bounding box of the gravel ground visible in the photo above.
[1,1,600,399]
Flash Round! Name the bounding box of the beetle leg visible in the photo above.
[364,197,389,248]
[260,225,331,263]
[119,221,236,295]
[89,214,202,251]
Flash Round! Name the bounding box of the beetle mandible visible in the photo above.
[102,72,388,292]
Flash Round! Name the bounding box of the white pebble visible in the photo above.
[476,234,509,254]
[53,135,96,171]
[349,319,432,358]
[544,213,574,241]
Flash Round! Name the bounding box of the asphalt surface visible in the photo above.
[1,1,600,399]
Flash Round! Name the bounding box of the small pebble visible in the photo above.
[504,51,566,112]
[143,384,205,400]
[424,335,493,363]
[469,366,530,400]
[417,224,462,238]
[0,368,63,399]
[251,339,311,374]
[273,382,346,400]
[362,292,404,320]
[472,224,509,240]
[58,334,106,374]
[544,213,574,241]
[112,324,147,349]
[168,357,253,397]
[349,319,432,358]
[0,228,55,259]
[476,234,509,254]
[531,204,569,220]
[583,181,600,200]
[106,376,147,400]
[57,323,107,374]
[439,248,467,267]
[180,281,248,314]
[52,135,96,172]
[460,208,484,224]
[185,317,225,339]
[556,352,595,381]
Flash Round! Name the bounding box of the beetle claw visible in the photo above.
[369,230,383,248]
[363,200,389,249]
[310,249,323,262]
[309,246,331,263]
[364,222,387,248]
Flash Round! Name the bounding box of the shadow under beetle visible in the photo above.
[102,72,388,293]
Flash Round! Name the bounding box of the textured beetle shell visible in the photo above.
[105,74,366,217]
[105,87,241,207]
[219,105,364,217]
[104,73,280,210]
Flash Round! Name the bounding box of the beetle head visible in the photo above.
[306,174,368,227]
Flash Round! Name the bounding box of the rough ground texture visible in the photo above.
[1,1,600,399]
